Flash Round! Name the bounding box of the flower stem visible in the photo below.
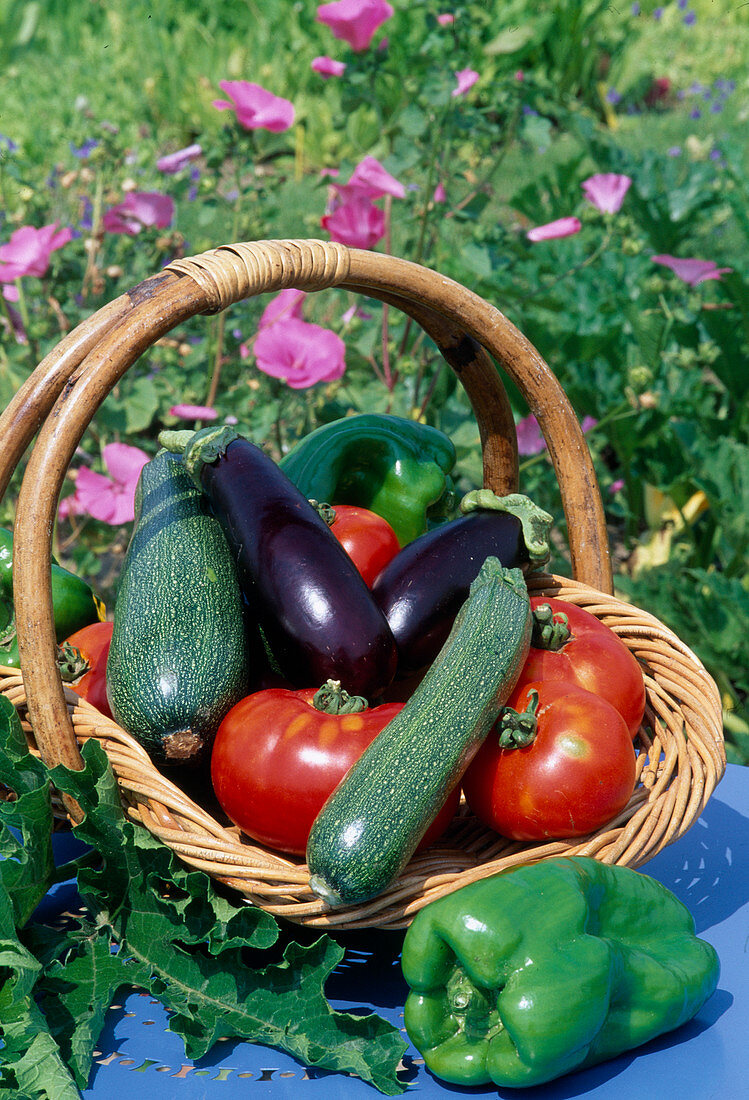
[381,196,395,397]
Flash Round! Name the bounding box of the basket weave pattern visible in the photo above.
[0,240,726,929]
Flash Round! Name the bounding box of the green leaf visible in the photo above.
[624,305,670,369]
[0,696,55,927]
[97,375,161,434]
[33,925,134,1089]
[485,22,544,55]
[0,879,80,1099]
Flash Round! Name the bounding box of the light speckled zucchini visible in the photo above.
[106,449,250,764]
[306,557,532,907]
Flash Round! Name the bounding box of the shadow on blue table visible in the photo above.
[642,794,749,934]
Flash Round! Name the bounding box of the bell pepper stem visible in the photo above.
[497,688,539,749]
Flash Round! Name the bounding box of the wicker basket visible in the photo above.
[0,239,726,930]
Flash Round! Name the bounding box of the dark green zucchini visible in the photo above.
[106,449,252,764]
[306,557,532,908]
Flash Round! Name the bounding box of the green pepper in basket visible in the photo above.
[278,413,456,546]
[402,856,719,1089]
[0,527,105,668]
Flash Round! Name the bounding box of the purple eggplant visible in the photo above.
[372,491,551,676]
[159,427,398,700]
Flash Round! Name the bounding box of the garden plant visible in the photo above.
[0,0,746,1094]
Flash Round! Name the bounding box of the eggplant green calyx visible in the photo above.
[309,500,337,527]
[56,641,89,682]
[459,490,552,567]
[497,688,539,748]
[312,679,369,714]
[159,426,240,490]
[531,602,572,650]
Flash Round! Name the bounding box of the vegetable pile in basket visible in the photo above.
[1,412,722,1096]
[64,412,650,908]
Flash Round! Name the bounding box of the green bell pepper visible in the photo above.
[402,856,719,1089]
[278,414,456,546]
[0,527,105,668]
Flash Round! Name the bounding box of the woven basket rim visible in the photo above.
[0,573,726,931]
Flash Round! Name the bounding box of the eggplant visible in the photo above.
[371,491,552,676]
[159,427,398,700]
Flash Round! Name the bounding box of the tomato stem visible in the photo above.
[531,604,572,651]
[312,678,369,715]
[497,689,539,749]
[308,500,337,527]
[56,641,89,682]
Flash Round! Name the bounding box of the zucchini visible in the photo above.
[306,557,532,907]
[106,449,251,765]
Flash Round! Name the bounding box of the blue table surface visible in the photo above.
[28,763,749,1099]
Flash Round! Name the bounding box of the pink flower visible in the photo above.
[316,0,394,52]
[2,295,26,343]
[581,173,632,214]
[341,303,373,324]
[212,81,295,132]
[102,192,174,236]
[516,415,546,455]
[0,222,73,282]
[651,255,733,286]
[526,216,582,242]
[168,404,218,420]
[311,55,347,77]
[259,288,307,328]
[59,443,149,525]
[609,478,625,494]
[336,155,406,201]
[517,413,596,456]
[156,143,202,173]
[433,182,447,203]
[254,318,346,389]
[322,196,386,249]
[437,13,455,24]
[452,69,479,97]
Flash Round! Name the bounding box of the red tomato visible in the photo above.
[211,687,460,856]
[462,680,637,841]
[59,621,113,719]
[329,505,401,587]
[516,596,646,739]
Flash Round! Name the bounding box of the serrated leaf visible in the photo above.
[0,695,55,927]
[34,926,136,1088]
[0,879,80,1100]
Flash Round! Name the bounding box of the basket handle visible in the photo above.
[10,240,611,785]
